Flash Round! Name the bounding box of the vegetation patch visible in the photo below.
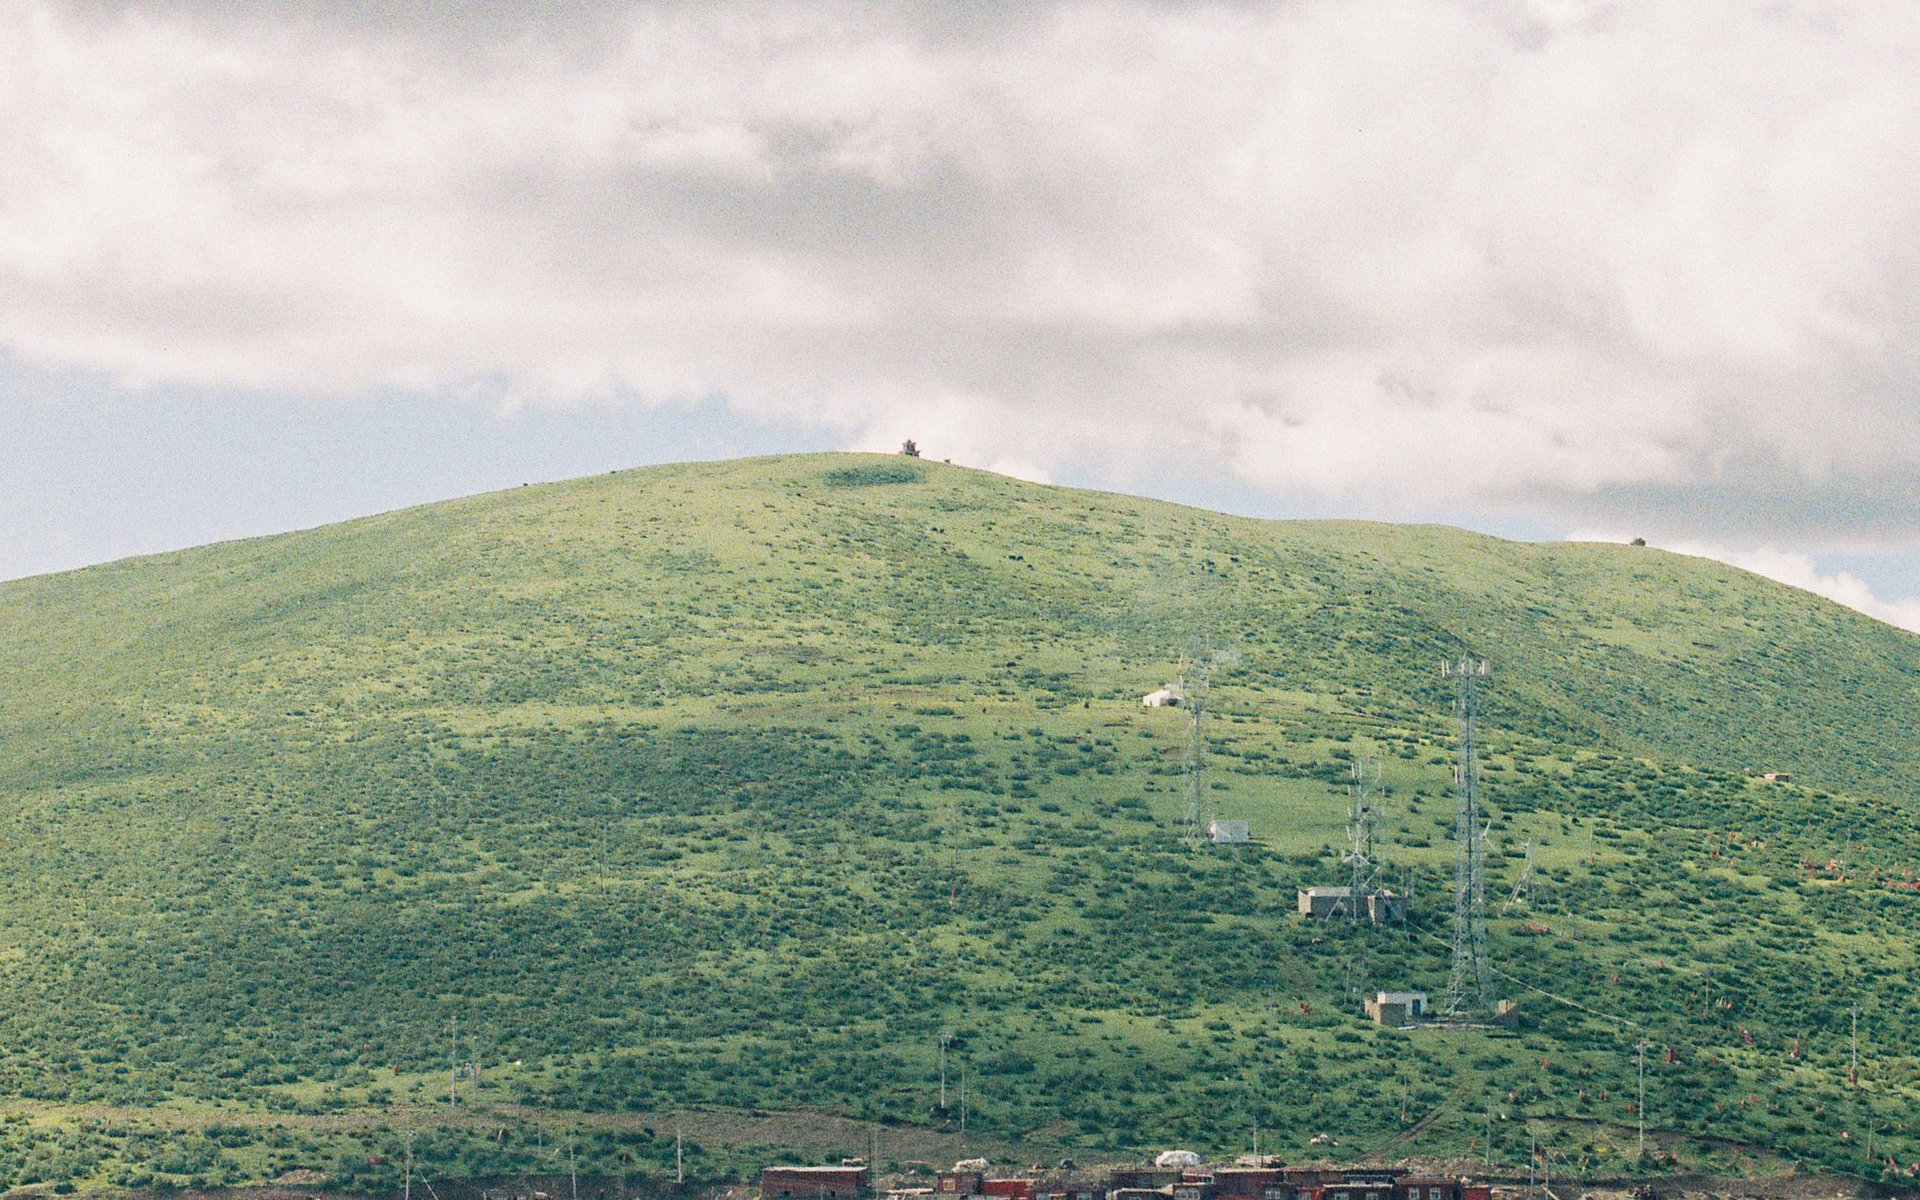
[821,461,927,487]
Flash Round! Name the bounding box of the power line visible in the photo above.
[1405,903,1646,1028]
[1501,839,1534,914]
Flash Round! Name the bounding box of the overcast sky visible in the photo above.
[6,0,1920,631]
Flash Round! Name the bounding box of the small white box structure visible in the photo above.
[1365,990,1429,1026]
[1298,886,1406,924]
[1297,885,1358,917]
[1207,819,1249,844]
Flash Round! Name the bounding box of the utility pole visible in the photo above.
[569,1134,579,1200]
[449,1015,459,1106]
[1850,1004,1860,1086]
[677,1128,684,1184]
[1636,1041,1649,1160]
[948,793,961,906]
[939,1032,952,1111]
[1180,640,1212,846]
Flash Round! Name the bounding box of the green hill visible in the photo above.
[0,452,1916,1192]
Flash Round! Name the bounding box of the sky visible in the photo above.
[6,0,1920,632]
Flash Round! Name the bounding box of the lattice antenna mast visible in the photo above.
[1346,758,1382,915]
[1180,640,1213,846]
[1342,757,1382,1004]
[1443,657,1495,1017]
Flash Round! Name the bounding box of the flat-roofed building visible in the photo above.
[1364,990,1429,1026]
[763,1167,871,1200]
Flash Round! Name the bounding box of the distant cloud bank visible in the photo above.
[5,0,1920,552]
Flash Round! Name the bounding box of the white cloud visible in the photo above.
[5,0,1920,539]
[1567,529,1920,634]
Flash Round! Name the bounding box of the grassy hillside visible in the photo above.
[0,452,1916,1192]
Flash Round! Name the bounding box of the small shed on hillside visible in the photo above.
[1365,991,1429,1027]
[1297,886,1359,918]
[1208,819,1249,844]
[1298,886,1405,924]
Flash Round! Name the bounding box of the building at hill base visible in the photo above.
[802,1162,1494,1200]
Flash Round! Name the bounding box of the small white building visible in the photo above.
[1298,885,1406,924]
[1297,885,1360,918]
[1365,990,1429,1027]
[1142,687,1183,707]
[1207,819,1249,844]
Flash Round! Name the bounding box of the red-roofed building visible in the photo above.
[1211,1169,1293,1200]
[762,1167,870,1200]
[1319,1168,1404,1200]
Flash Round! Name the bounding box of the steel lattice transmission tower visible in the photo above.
[1443,657,1496,1017]
[1344,759,1382,919]
[1180,641,1213,846]
[1343,758,1382,1005]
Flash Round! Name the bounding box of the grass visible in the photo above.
[0,453,1915,1191]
